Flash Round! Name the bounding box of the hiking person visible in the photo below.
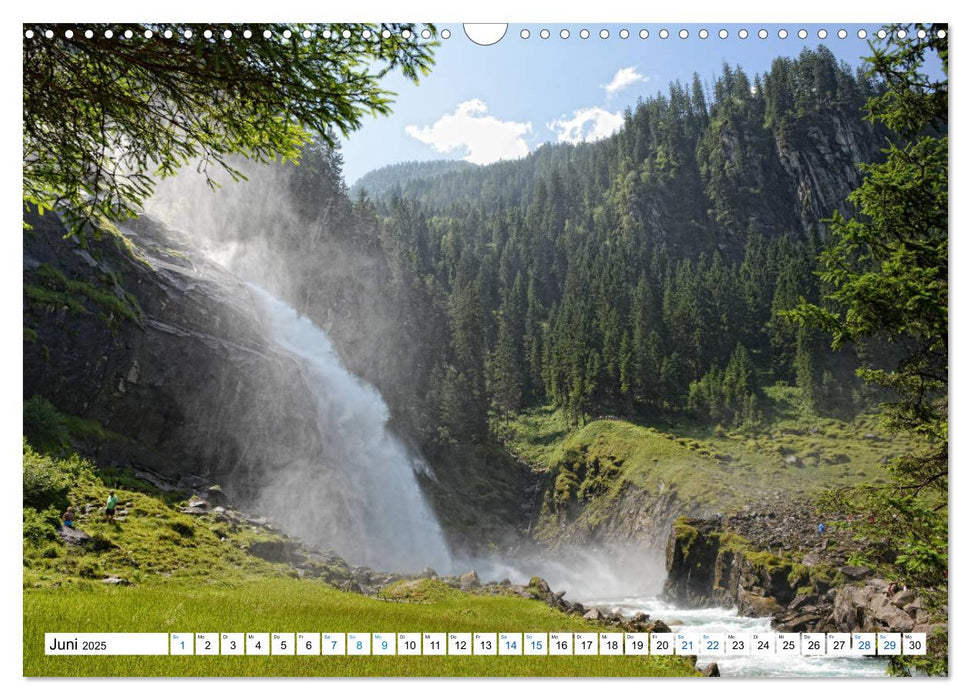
[62,506,75,528]
[817,523,825,534]
[105,491,118,522]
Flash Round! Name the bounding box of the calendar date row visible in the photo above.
[45,631,926,657]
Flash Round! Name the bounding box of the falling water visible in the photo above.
[247,284,452,573]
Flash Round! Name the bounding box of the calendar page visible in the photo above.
[21,3,949,683]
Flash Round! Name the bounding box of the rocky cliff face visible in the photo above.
[776,109,883,232]
[699,106,885,249]
[536,477,684,550]
[23,210,324,503]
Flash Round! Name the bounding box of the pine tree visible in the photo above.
[789,25,948,674]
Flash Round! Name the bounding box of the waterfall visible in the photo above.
[247,284,452,573]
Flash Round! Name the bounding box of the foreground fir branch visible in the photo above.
[23,23,437,235]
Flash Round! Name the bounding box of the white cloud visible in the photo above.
[603,66,647,96]
[548,107,625,145]
[405,99,532,165]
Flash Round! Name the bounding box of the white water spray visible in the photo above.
[247,284,452,573]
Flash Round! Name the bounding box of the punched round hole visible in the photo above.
[105,30,113,38]
[620,29,629,39]
[778,29,788,39]
[163,29,172,39]
[659,28,669,39]
[599,29,609,39]
[24,29,34,39]
[204,30,212,39]
[837,29,847,39]
[560,29,569,39]
[857,29,867,39]
[343,29,351,39]
[896,29,907,39]
[937,29,947,39]
[877,29,886,39]
[402,29,411,39]
[283,29,292,39]
[540,28,550,39]
[303,29,311,39]
[65,29,74,39]
[758,29,768,39]
[184,30,192,39]
[520,29,530,39]
[441,29,451,39]
[798,29,808,39]
[243,29,252,39]
[144,30,153,38]
[421,28,431,39]
[718,29,728,39]
[223,30,232,39]
[640,29,650,39]
[818,29,828,39]
[580,29,590,39]
[382,29,391,38]
[263,30,271,38]
[699,29,709,39]
[738,29,748,39]
[917,28,926,39]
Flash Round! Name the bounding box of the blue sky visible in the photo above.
[340,23,896,185]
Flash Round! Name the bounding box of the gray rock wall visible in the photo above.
[23,210,324,503]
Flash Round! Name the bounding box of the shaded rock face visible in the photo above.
[776,111,883,232]
[663,518,731,607]
[664,518,796,609]
[23,210,324,503]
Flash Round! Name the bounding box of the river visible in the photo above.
[584,594,889,677]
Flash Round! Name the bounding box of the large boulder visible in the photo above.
[738,590,784,617]
[58,526,91,546]
[830,580,922,633]
[245,539,302,564]
[458,570,480,590]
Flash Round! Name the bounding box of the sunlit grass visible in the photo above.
[505,388,911,540]
[24,578,698,677]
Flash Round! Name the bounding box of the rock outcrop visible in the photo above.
[663,513,940,637]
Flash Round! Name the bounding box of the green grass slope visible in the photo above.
[504,387,911,542]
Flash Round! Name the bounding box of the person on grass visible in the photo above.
[105,491,118,523]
